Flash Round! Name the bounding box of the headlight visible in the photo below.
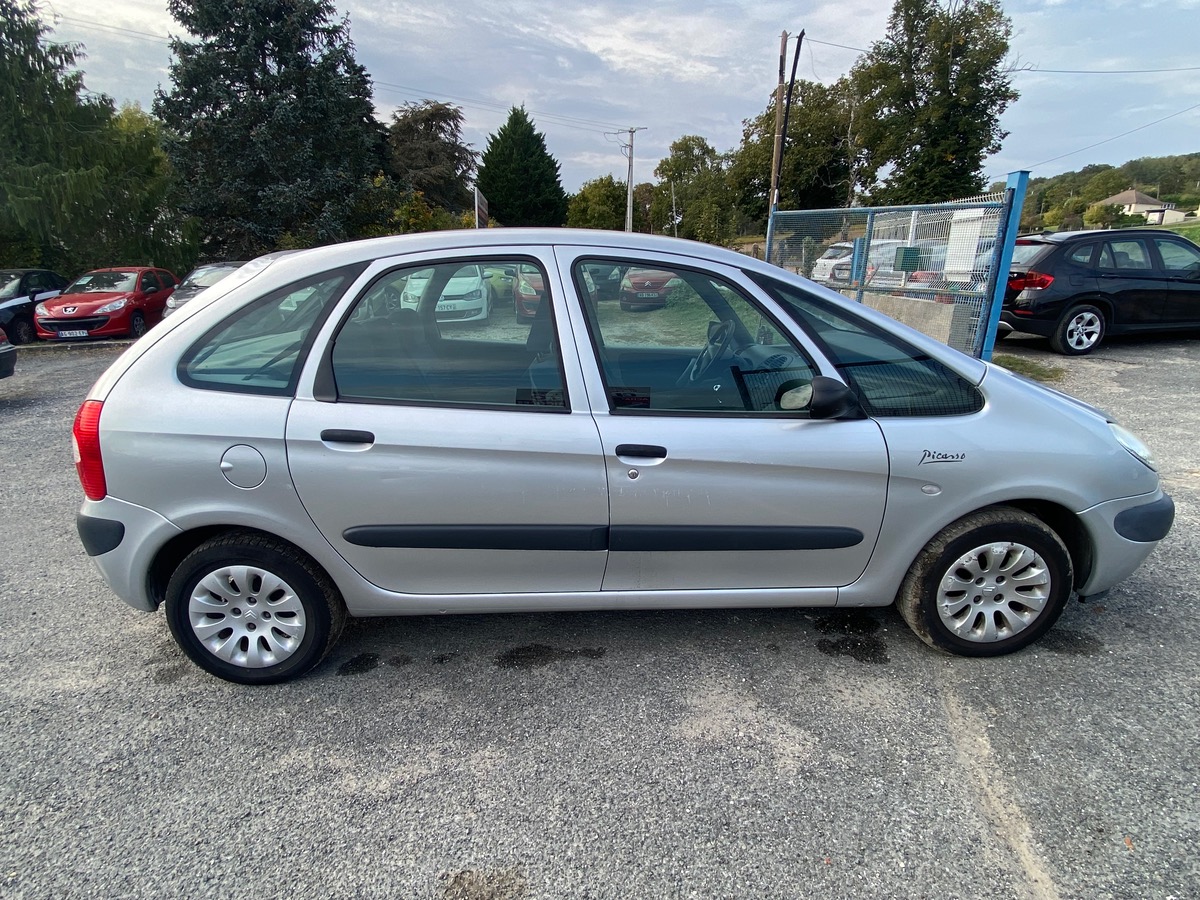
[35,302,48,316]
[1109,422,1156,471]
[400,292,419,306]
[517,280,538,297]
[620,278,632,290]
[462,289,482,301]
[166,296,181,308]
[96,298,128,314]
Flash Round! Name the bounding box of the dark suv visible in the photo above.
[1000,228,1200,354]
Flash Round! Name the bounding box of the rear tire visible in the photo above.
[1050,304,1105,355]
[897,506,1073,657]
[165,533,346,684]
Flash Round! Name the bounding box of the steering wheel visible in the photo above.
[381,285,403,312]
[679,319,736,385]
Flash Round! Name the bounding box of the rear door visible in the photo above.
[286,248,610,597]
[1097,237,1166,326]
[555,248,889,592]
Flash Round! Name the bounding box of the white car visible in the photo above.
[401,263,492,322]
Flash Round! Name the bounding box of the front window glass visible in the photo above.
[0,275,22,299]
[331,259,567,409]
[751,273,983,417]
[1154,238,1200,274]
[181,268,357,395]
[66,272,138,293]
[573,259,818,414]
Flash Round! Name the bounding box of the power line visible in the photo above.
[55,14,172,45]
[1016,64,1200,75]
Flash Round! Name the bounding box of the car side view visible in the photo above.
[1000,228,1200,354]
[73,230,1173,684]
[36,267,178,340]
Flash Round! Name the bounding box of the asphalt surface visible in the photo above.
[1,333,1197,899]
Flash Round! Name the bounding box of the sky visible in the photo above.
[39,0,1200,196]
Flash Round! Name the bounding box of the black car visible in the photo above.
[0,327,15,378]
[1000,228,1200,355]
[0,268,69,344]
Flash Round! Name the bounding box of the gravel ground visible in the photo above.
[1,333,1197,900]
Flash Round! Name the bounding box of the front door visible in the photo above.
[556,249,889,592]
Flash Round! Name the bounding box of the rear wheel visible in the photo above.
[129,311,147,338]
[1050,304,1105,355]
[897,507,1073,657]
[165,533,346,684]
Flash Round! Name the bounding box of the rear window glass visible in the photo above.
[750,273,983,418]
[180,266,360,395]
[1010,242,1050,266]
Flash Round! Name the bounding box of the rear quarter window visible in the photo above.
[179,265,362,395]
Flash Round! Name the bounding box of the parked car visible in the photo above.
[512,263,547,318]
[810,242,853,283]
[1000,228,1200,355]
[400,263,493,322]
[0,327,14,378]
[163,261,248,317]
[828,240,907,289]
[618,267,682,310]
[0,268,69,344]
[36,267,178,340]
[73,229,1173,684]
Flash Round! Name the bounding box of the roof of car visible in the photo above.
[1025,228,1184,244]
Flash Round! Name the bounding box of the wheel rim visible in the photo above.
[1065,312,1101,350]
[131,315,146,337]
[936,541,1052,643]
[187,565,307,668]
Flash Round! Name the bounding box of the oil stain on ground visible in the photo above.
[1040,628,1103,656]
[337,652,381,675]
[813,610,890,664]
[439,867,527,900]
[493,643,606,670]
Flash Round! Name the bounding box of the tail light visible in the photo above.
[1007,271,1054,292]
[72,400,107,500]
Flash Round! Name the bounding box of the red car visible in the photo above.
[618,268,682,311]
[513,263,547,318]
[35,267,178,340]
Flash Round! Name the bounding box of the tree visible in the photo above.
[567,174,626,230]
[653,135,735,246]
[728,77,871,226]
[0,0,114,257]
[1083,202,1120,229]
[386,100,476,211]
[475,106,568,227]
[852,0,1018,203]
[154,0,385,257]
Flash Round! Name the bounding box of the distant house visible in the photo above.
[1098,189,1189,225]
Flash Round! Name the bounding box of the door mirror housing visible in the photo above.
[808,375,866,420]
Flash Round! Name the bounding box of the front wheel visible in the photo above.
[165,533,346,684]
[7,316,36,344]
[897,507,1073,657]
[129,311,147,338]
[1050,304,1105,355]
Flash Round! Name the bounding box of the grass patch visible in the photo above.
[1162,221,1200,244]
[992,353,1065,383]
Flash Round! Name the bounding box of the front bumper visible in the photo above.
[1077,489,1174,595]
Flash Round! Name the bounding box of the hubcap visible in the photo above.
[187,565,306,668]
[1066,312,1101,350]
[936,541,1052,642]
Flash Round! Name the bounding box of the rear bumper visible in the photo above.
[77,498,182,611]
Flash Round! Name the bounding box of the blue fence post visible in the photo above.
[978,171,1029,360]
[764,203,779,265]
[855,210,876,304]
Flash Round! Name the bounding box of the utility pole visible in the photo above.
[768,30,788,211]
[620,127,647,232]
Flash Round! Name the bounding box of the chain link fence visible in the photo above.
[765,189,1016,356]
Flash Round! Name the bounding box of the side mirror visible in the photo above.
[808,375,865,420]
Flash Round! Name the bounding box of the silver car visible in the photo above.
[73,230,1174,684]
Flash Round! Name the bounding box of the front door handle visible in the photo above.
[320,429,375,445]
[615,443,667,459]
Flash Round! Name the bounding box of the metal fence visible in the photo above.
[765,175,1028,358]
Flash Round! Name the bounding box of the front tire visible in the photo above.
[7,316,36,345]
[165,533,346,684]
[897,507,1073,657]
[1050,304,1105,355]
[129,311,147,338]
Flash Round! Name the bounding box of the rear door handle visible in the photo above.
[320,429,375,445]
[615,443,667,459]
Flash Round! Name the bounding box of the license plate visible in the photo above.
[636,292,659,299]
[58,330,89,338]
[438,302,458,311]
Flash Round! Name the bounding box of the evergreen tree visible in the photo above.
[386,100,476,211]
[154,0,384,257]
[852,0,1018,204]
[475,107,568,227]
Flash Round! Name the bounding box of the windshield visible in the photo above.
[0,275,22,300]
[66,272,138,293]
